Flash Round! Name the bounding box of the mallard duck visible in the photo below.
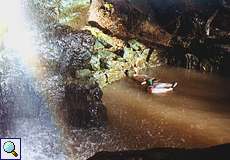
[132,67,157,83]
[145,78,177,94]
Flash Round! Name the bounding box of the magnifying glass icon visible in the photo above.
[3,141,18,157]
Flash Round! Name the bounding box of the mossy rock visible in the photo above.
[147,49,165,68]
[94,40,105,51]
[98,49,115,59]
[134,49,150,68]
[93,71,107,88]
[106,60,127,71]
[105,69,126,84]
[128,39,144,51]
[90,55,101,70]
[58,0,90,29]
[75,69,92,79]
[123,47,134,61]
[84,26,125,50]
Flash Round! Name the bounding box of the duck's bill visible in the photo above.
[141,81,147,85]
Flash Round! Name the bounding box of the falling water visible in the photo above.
[0,0,64,159]
[0,1,230,160]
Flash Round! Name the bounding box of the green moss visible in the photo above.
[85,26,162,88]
[105,69,126,84]
[60,6,89,28]
[104,2,113,14]
[84,26,118,48]
[38,0,164,89]
[146,49,163,68]
[75,69,92,79]
[93,71,107,88]
[90,55,101,70]
[134,49,149,68]
[38,0,90,28]
[123,47,134,61]
[94,40,105,51]
[104,2,113,11]
[98,49,112,58]
[128,39,144,51]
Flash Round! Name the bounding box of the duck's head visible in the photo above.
[142,78,154,86]
[147,78,154,86]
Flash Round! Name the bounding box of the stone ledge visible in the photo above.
[88,143,230,160]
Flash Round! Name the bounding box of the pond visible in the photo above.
[102,66,230,150]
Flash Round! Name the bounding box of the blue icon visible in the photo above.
[3,141,18,157]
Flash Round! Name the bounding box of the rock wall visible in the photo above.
[88,0,172,47]
[149,0,230,76]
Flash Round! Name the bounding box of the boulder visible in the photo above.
[88,0,172,47]
[63,82,107,128]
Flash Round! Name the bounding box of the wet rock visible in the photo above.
[88,143,230,160]
[75,69,92,79]
[167,51,185,67]
[93,71,107,88]
[128,39,144,51]
[55,25,96,76]
[88,0,172,46]
[133,49,149,68]
[147,49,168,68]
[105,69,126,84]
[33,0,230,78]
[58,0,90,29]
[185,53,199,69]
[90,55,101,71]
[63,82,107,128]
[148,0,230,76]
[37,0,91,29]
[88,32,166,87]
[84,26,125,50]
[123,47,134,60]
[199,59,214,72]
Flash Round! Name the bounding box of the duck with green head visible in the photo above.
[145,78,177,94]
[132,67,157,84]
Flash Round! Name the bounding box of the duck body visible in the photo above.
[132,68,157,83]
[147,82,177,94]
[132,74,156,83]
[132,68,178,94]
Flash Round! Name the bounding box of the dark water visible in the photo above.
[1,1,230,160]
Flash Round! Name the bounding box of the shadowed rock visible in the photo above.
[88,0,172,47]
[63,82,107,128]
[88,143,230,160]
